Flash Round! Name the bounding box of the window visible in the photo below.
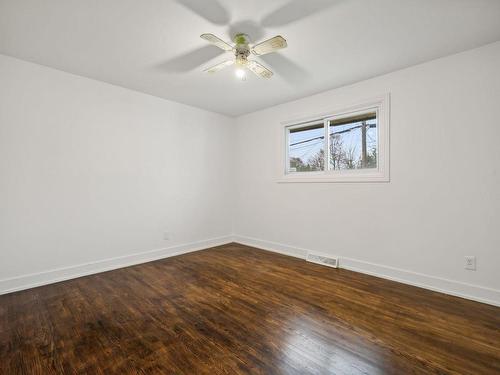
[281,95,389,182]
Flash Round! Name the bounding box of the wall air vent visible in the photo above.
[306,253,339,268]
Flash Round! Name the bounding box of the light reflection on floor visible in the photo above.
[277,315,385,375]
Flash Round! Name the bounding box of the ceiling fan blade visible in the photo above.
[203,59,234,73]
[247,60,273,78]
[200,33,233,52]
[251,36,287,56]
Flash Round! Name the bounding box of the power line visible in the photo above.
[290,139,323,151]
[290,133,325,147]
[289,124,376,147]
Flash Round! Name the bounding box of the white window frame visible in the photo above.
[278,94,390,183]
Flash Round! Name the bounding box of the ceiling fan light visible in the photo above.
[235,68,246,81]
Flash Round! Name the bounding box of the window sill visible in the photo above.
[277,171,390,183]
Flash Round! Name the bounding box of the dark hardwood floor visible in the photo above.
[0,243,499,374]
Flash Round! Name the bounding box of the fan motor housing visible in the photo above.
[233,33,250,65]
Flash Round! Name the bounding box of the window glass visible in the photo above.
[328,112,377,170]
[288,123,324,172]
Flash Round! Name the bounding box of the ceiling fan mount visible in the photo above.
[233,33,251,46]
[200,32,288,79]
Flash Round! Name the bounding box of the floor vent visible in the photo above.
[306,253,339,268]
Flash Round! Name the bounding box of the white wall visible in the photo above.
[0,54,234,292]
[234,42,500,306]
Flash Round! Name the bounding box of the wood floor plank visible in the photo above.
[0,243,499,374]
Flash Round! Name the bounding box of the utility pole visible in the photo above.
[361,121,367,168]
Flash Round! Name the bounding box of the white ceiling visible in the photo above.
[1,0,500,116]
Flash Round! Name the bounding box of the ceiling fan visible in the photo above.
[200,33,287,80]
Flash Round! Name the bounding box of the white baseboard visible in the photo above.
[0,235,233,295]
[233,235,308,259]
[4,234,499,307]
[233,235,500,307]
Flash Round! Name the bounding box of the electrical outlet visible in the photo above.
[163,232,170,241]
[464,256,476,271]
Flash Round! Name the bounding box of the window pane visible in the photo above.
[288,123,324,172]
[328,112,377,170]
